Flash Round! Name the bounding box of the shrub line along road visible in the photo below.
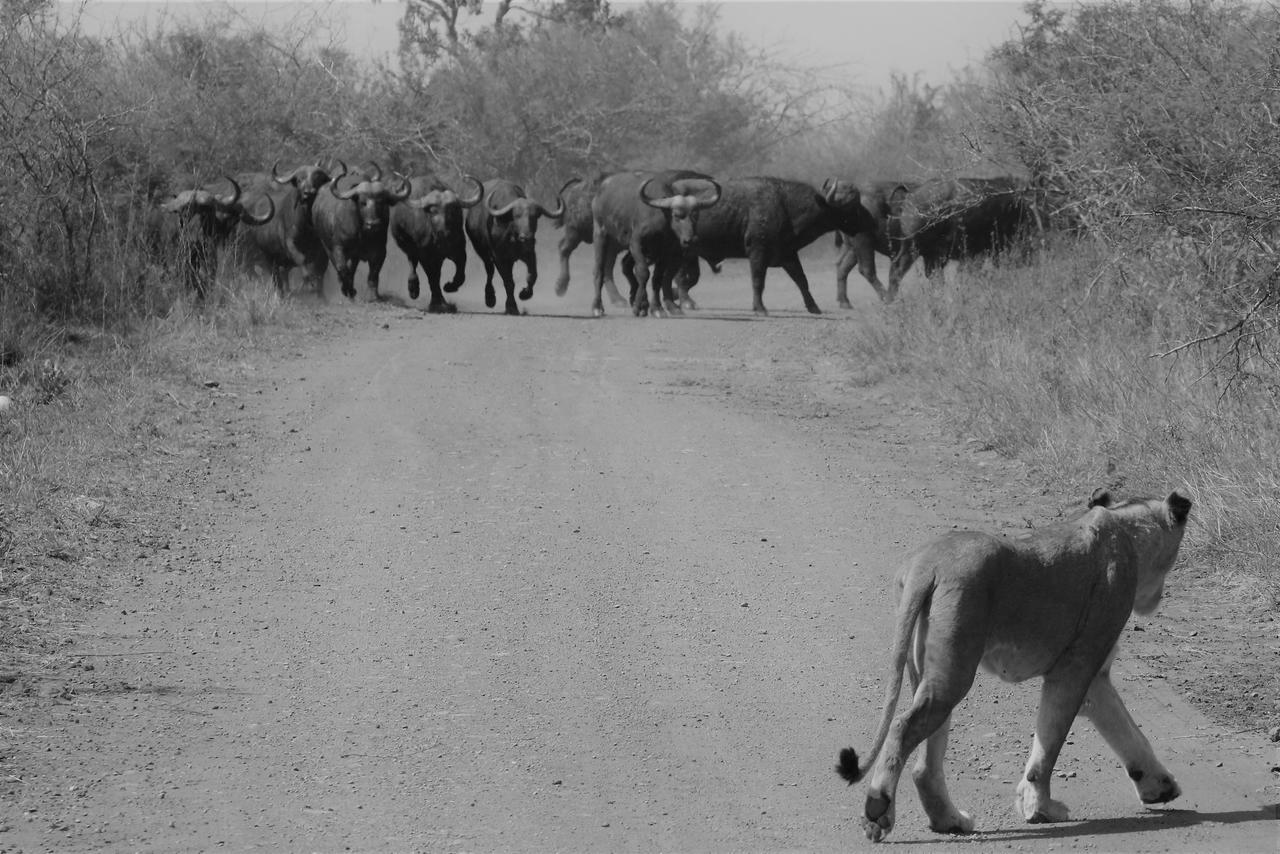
[3,272,1275,851]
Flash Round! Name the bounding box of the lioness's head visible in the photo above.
[1088,488,1192,615]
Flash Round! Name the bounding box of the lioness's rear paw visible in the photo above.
[862,790,894,842]
[1016,779,1070,823]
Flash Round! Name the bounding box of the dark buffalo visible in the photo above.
[234,161,331,296]
[832,179,918,306]
[674,176,877,315]
[389,174,484,313]
[311,161,411,300]
[883,176,1038,298]
[463,179,565,315]
[590,169,722,318]
[152,176,275,298]
[552,173,627,307]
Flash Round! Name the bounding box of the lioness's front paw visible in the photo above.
[862,789,894,842]
[1016,779,1070,823]
[929,809,975,835]
[1135,771,1181,805]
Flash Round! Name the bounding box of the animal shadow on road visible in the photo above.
[948,803,1280,845]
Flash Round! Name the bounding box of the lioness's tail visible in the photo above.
[836,571,933,785]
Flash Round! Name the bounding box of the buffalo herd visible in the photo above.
[149,161,1046,315]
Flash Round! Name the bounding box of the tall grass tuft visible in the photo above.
[841,238,1279,605]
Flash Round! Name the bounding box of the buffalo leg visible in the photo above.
[518,247,537,302]
[366,244,387,301]
[423,257,456,314]
[481,252,497,309]
[673,256,700,311]
[590,231,619,317]
[496,258,520,315]
[443,245,467,293]
[779,254,821,315]
[888,246,917,300]
[837,232,889,305]
[555,231,580,296]
[331,248,357,300]
[405,255,422,302]
[629,251,652,318]
[656,259,683,316]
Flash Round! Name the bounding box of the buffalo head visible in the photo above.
[273,160,332,204]
[329,160,412,233]
[409,174,483,233]
[820,178,877,238]
[486,184,566,245]
[640,177,722,248]
[163,176,275,237]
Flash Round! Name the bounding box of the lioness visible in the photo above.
[837,488,1192,842]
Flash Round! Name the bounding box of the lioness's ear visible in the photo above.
[1166,491,1192,526]
[1088,487,1112,509]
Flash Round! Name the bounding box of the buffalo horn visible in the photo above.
[558,177,584,196]
[487,188,521,218]
[458,175,484,208]
[692,178,722,210]
[272,160,294,186]
[240,194,275,226]
[366,161,383,182]
[218,176,242,207]
[639,177,676,211]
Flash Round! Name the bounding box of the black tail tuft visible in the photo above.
[835,747,865,784]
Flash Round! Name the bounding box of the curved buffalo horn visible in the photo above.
[558,176,583,196]
[692,178,722,210]
[272,160,294,186]
[240,193,275,226]
[458,175,484,208]
[537,190,566,220]
[329,160,365,201]
[487,189,521,218]
[391,174,412,202]
[639,177,680,211]
[218,175,242,207]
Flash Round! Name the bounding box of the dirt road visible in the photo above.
[3,263,1275,852]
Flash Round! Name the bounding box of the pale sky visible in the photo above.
[67,1,1034,89]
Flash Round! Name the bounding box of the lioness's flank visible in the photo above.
[836,488,1192,842]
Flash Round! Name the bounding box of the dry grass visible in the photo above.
[0,278,333,682]
[837,239,1280,609]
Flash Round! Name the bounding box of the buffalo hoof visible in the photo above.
[752,306,769,316]
[426,301,457,314]
[554,277,569,296]
[443,281,463,294]
[518,286,534,301]
[679,297,698,311]
[633,304,649,318]
[804,300,822,315]
[484,287,496,309]
[409,286,421,301]
[592,306,605,318]
[341,287,356,301]
[838,298,853,309]
[504,304,521,316]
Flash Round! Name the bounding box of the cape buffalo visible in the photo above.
[390,173,483,313]
[590,170,722,318]
[311,161,411,301]
[463,179,565,315]
[674,176,877,315]
[552,173,627,307]
[833,179,917,306]
[152,176,275,299]
[885,176,1037,298]
[234,161,331,296]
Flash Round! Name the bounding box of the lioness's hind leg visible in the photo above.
[1080,670,1181,806]
[912,714,975,835]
